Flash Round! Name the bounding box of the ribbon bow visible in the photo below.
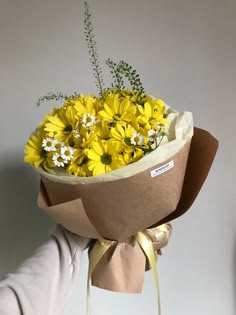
[87,223,172,315]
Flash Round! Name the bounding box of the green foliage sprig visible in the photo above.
[83,2,144,96]
[105,59,125,91]
[37,2,145,106]
[36,92,80,107]
[116,60,145,94]
[84,1,104,95]
[105,59,145,94]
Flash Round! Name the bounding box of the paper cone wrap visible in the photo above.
[37,110,219,292]
[38,139,190,241]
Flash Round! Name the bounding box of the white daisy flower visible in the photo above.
[52,153,67,167]
[148,129,160,143]
[81,113,97,128]
[60,146,74,161]
[42,137,56,152]
[130,132,144,146]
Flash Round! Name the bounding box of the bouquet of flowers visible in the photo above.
[25,91,171,178]
[24,1,218,312]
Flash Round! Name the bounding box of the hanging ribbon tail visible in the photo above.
[87,239,115,315]
[136,231,162,315]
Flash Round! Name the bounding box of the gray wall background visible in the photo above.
[0,0,235,314]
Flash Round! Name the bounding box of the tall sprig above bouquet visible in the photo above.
[36,1,146,106]
[83,1,145,96]
[84,1,104,95]
[24,1,170,177]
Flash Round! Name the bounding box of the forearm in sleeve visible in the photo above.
[0,226,88,315]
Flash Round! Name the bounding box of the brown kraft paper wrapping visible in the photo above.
[38,140,190,241]
[90,224,172,293]
[37,127,219,292]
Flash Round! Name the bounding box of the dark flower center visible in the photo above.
[124,136,131,146]
[101,153,112,165]
[113,113,121,120]
[79,156,89,166]
[40,149,47,158]
[64,125,73,133]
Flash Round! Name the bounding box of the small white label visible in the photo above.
[150,160,174,177]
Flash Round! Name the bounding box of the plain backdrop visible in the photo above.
[0,0,235,314]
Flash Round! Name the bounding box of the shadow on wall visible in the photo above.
[0,152,52,277]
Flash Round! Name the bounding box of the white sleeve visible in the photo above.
[0,226,89,315]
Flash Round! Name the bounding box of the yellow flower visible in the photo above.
[67,161,91,177]
[74,94,100,116]
[122,90,153,107]
[101,89,152,107]
[123,147,144,164]
[86,139,125,176]
[98,93,136,124]
[43,152,57,170]
[66,149,91,177]
[24,128,47,168]
[110,123,136,148]
[111,124,148,148]
[44,105,79,143]
[137,98,168,130]
[76,128,97,150]
[95,121,111,140]
[73,94,101,130]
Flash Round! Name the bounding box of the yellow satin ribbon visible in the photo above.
[87,239,115,315]
[136,231,161,315]
[87,224,170,315]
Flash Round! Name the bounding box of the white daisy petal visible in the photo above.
[130,132,144,146]
[42,137,56,152]
[81,113,97,128]
[60,146,74,161]
[52,153,67,167]
[148,129,160,143]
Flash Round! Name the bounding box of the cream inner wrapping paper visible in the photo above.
[37,109,193,184]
